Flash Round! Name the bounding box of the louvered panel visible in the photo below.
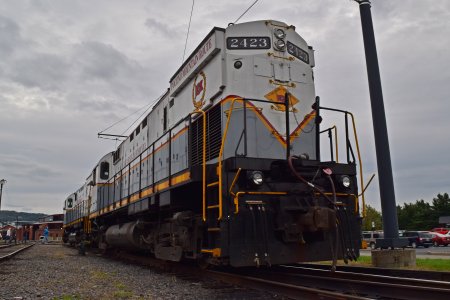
[190,104,222,166]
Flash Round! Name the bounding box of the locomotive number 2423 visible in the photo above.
[226,37,271,49]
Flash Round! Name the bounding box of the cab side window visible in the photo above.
[100,162,110,180]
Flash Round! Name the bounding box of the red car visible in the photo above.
[431,228,450,235]
[431,232,450,246]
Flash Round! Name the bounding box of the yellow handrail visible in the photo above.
[347,112,366,217]
[218,98,242,220]
[229,168,242,196]
[190,110,207,222]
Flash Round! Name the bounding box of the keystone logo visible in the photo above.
[192,71,206,110]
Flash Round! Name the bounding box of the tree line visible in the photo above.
[362,193,450,231]
[0,210,46,225]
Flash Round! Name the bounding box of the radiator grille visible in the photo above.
[191,104,222,166]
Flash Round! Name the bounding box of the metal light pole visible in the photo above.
[354,0,407,248]
[0,179,6,211]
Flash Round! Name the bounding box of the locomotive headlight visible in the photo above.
[341,175,351,188]
[274,39,286,51]
[248,171,264,186]
[274,29,286,39]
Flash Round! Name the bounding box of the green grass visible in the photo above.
[53,295,82,300]
[326,256,450,271]
[112,282,133,299]
[414,258,450,271]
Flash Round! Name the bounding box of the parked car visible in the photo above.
[402,231,433,248]
[362,231,384,249]
[431,232,450,246]
[430,228,450,235]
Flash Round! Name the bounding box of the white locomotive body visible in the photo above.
[64,20,362,267]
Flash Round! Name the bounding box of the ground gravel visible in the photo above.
[0,243,280,299]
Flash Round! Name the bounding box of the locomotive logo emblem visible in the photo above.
[264,86,299,112]
[192,71,206,110]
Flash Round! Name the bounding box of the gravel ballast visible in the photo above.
[0,244,279,299]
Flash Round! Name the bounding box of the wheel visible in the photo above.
[425,245,429,248]
[370,242,376,250]
[411,242,417,248]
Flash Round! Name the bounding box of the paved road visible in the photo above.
[361,246,450,259]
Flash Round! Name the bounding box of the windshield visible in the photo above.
[419,232,432,238]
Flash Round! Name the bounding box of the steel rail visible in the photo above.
[102,249,450,299]
[233,265,450,300]
[293,263,450,282]
[0,243,35,262]
[279,265,450,290]
[107,250,368,299]
[205,269,369,300]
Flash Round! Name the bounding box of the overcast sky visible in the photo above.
[0,0,449,215]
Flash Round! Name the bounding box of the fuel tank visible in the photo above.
[105,221,142,249]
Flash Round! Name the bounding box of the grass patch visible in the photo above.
[90,270,110,280]
[52,250,66,259]
[317,256,450,272]
[113,290,133,299]
[415,258,450,272]
[112,281,133,299]
[53,295,82,300]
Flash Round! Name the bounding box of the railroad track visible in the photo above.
[100,249,450,299]
[104,250,364,299]
[226,264,450,299]
[0,243,35,262]
[295,263,450,282]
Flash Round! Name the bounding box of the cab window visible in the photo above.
[100,162,110,180]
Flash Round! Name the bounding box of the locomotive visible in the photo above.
[63,20,363,267]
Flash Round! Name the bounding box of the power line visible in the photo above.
[182,0,195,63]
[234,0,260,24]
[98,92,166,138]
[119,103,153,136]
[98,102,153,135]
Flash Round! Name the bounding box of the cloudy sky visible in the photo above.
[0,0,449,214]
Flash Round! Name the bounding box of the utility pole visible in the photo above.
[0,179,6,227]
[354,0,407,248]
[0,179,6,211]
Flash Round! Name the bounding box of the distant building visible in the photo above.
[1,214,64,242]
[31,214,64,241]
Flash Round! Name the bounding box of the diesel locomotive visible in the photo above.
[63,20,364,267]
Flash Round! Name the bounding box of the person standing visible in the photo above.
[23,227,28,244]
[6,228,11,244]
[11,229,16,244]
[43,226,49,244]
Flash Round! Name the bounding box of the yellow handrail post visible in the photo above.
[348,112,366,217]
[218,98,241,220]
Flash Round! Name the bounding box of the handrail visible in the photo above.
[347,112,366,217]
[190,110,207,222]
[217,98,242,220]
[318,106,367,218]
[319,125,339,163]
[229,168,242,196]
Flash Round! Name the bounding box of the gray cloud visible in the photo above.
[145,18,183,38]
[0,15,24,56]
